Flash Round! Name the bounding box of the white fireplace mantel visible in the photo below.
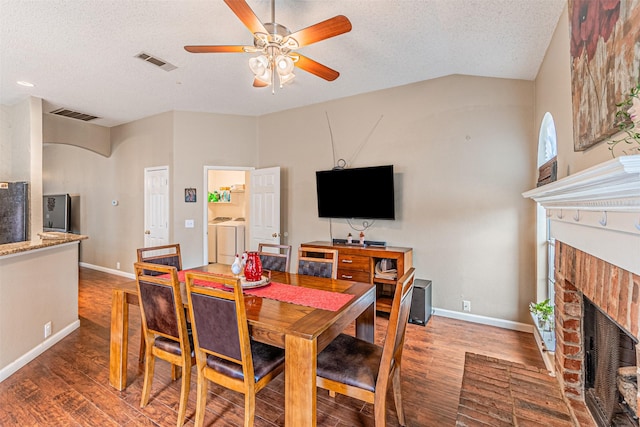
[522,155,640,212]
[523,155,640,275]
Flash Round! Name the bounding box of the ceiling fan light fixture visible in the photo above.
[278,72,295,87]
[249,55,269,75]
[275,55,294,75]
[254,67,272,85]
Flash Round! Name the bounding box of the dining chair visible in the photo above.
[316,267,416,426]
[134,261,195,427]
[297,247,338,279]
[257,243,292,272]
[136,243,183,362]
[185,271,286,427]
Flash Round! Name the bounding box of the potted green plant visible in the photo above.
[607,81,640,156]
[529,299,554,330]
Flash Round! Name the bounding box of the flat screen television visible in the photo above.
[316,165,395,220]
[43,194,71,232]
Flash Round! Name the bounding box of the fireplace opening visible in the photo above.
[583,297,638,427]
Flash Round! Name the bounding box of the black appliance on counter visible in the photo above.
[0,181,29,244]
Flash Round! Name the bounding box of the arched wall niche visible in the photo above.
[43,113,111,157]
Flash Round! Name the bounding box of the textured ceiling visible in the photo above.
[0,0,565,127]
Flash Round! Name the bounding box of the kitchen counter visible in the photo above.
[0,232,87,258]
[0,232,87,381]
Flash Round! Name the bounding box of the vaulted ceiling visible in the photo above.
[0,0,565,127]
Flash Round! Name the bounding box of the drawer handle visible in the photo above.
[341,274,353,279]
[341,260,353,263]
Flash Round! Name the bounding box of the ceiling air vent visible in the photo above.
[136,52,177,71]
[49,108,99,122]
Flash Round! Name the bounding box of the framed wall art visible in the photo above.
[185,188,196,203]
[569,0,640,151]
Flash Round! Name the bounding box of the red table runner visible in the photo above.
[168,270,354,312]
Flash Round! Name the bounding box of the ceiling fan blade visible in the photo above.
[294,55,340,81]
[287,15,352,48]
[253,78,269,88]
[184,45,247,53]
[223,0,267,35]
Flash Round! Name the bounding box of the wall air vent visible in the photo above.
[49,108,99,122]
[135,52,177,71]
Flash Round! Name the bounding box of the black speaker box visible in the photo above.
[409,279,432,326]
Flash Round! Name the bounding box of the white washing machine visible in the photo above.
[215,220,245,265]
[208,217,232,263]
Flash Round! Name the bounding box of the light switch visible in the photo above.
[185,219,195,228]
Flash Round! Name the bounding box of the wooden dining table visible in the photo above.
[109,263,376,426]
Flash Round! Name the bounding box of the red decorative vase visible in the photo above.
[244,251,263,282]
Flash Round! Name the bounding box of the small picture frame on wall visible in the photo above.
[185,188,196,203]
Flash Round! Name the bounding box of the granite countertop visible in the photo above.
[0,232,88,257]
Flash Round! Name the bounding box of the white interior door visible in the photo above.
[144,166,169,247]
[249,167,280,250]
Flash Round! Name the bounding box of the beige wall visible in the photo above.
[43,110,257,272]
[43,75,537,323]
[44,112,174,272]
[531,4,619,303]
[172,111,257,267]
[258,74,537,323]
[535,4,619,178]
[43,114,111,157]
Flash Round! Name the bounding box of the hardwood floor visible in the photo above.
[0,268,544,426]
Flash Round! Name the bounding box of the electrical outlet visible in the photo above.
[463,300,471,312]
[116,262,121,270]
[44,321,52,338]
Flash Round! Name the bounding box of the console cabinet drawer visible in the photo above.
[337,254,370,272]
[337,269,371,282]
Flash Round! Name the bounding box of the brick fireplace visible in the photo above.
[524,156,640,425]
[555,242,639,423]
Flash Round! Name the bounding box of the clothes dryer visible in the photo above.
[215,220,245,265]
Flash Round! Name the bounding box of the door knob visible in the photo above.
[144,230,151,234]
[272,232,281,238]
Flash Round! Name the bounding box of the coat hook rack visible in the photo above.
[598,211,607,227]
[573,210,580,222]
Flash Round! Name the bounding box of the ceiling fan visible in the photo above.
[184,0,352,91]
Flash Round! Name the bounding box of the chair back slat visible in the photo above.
[139,280,180,338]
[297,260,334,278]
[258,243,292,272]
[297,247,338,279]
[185,272,251,367]
[189,292,242,362]
[259,254,288,272]
[137,244,182,275]
[134,262,186,342]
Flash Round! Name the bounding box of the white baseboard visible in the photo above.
[80,262,135,279]
[0,320,81,383]
[433,307,533,333]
